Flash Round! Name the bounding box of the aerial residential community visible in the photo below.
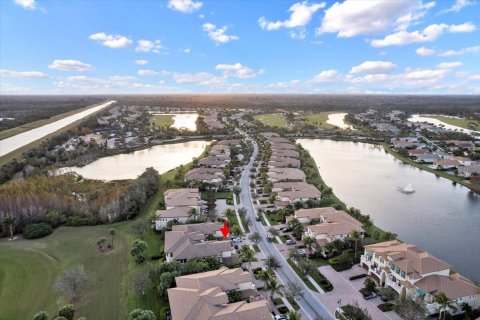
[1,1,480,320]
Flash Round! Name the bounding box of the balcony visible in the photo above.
[386,277,403,293]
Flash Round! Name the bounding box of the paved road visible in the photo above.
[237,130,334,320]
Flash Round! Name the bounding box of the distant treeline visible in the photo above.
[103,94,480,115]
[0,95,104,132]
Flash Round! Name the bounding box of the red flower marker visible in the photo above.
[220,221,230,238]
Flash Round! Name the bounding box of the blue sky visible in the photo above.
[1,0,479,94]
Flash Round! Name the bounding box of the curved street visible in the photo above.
[237,129,334,320]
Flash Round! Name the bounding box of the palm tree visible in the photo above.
[187,208,197,221]
[3,216,15,240]
[265,255,281,271]
[286,310,301,320]
[248,231,262,244]
[238,244,255,271]
[303,236,316,252]
[435,292,458,320]
[257,269,272,297]
[267,278,284,300]
[349,230,360,259]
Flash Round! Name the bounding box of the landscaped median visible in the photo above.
[287,258,333,293]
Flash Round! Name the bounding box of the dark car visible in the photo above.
[266,237,273,243]
[281,227,292,233]
[255,216,261,221]
[362,291,377,300]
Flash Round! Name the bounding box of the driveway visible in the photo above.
[318,265,401,320]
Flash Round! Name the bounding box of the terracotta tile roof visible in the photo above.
[308,222,364,237]
[364,240,451,277]
[165,188,200,207]
[156,206,192,219]
[168,267,272,320]
[415,273,480,299]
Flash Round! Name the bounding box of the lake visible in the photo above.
[0,101,115,157]
[326,112,354,130]
[408,114,480,136]
[298,138,480,281]
[54,140,209,180]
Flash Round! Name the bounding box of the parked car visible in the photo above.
[233,237,242,243]
[255,216,261,221]
[274,315,288,320]
[285,239,296,245]
[362,291,377,300]
[297,249,307,256]
[266,237,273,243]
[281,227,292,233]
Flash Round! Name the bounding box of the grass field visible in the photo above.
[151,115,174,129]
[253,113,288,128]
[304,112,336,130]
[0,225,129,320]
[430,115,480,131]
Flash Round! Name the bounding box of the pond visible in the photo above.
[54,140,209,180]
[298,138,480,281]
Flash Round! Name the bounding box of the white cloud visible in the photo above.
[442,0,475,13]
[312,69,341,82]
[109,76,136,81]
[135,39,163,53]
[134,59,149,65]
[0,69,48,78]
[13,0,36,10]
[183,48,191,54]
[350,60,397,74]
[416,46,435,56]
[469,74,480,81]
[439,45,480,56]
[48,59,92,71]
[436,61,463,69]
[258,1,325,33]
[316,0,425,37]
[138,69,160,76]
[449,22,476,33]
[89,32,133,48]
[370,23,476,47]
[172,72,225,85]
[202,23,239,44]
[167,0,203,13]
[215,63,257,79]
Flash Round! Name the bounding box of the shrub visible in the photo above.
[23,223,53,239]
[378,303,394,312]
[32,311,49,320]
[58,304,75,320]
[349,274,368,281]
[277,306,289,314]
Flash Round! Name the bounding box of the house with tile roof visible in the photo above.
[164,223,238,264]
[360,240,480,316]
[167,267,272,320]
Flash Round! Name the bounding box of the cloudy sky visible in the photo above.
[1,0,479,94]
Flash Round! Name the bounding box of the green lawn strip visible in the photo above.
[308,257,329,267]
[429,115,480,131]
[0,225,128,320]
[286,296,300,310]
[305,112,337,130]
[253,113,288,128]
[286,259,318,292]
[151,115,175,129]
[382,143,479,192]
[264,211,281,225]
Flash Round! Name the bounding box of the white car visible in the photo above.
[274,315,289,320]
[233,237,242,243]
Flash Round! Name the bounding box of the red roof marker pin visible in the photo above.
[220,221,230,238]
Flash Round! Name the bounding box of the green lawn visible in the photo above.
[304,112,336,130]
[253,113,288,128]
[0,225,128,320]
[430,115,480,131]
[151,115,174,129]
